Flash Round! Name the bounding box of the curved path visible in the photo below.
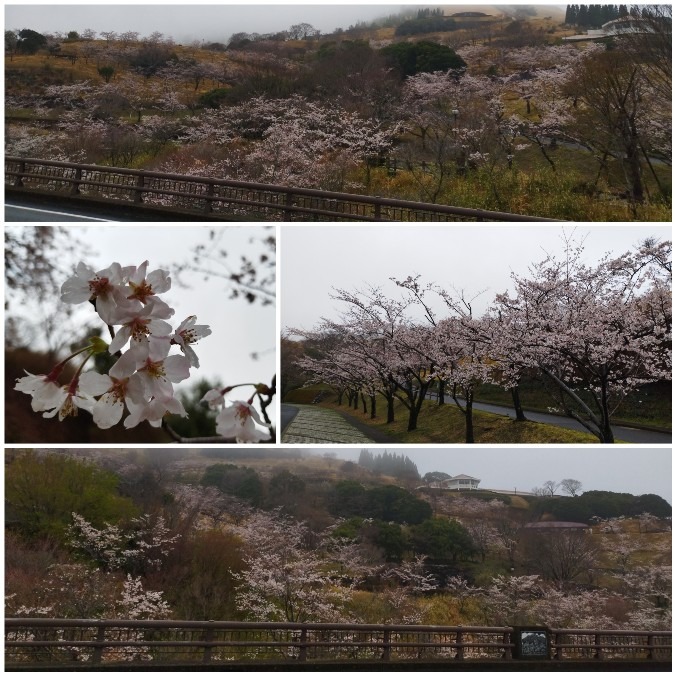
[446,397,671,444]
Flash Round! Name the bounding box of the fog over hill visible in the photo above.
[310,447,672,502]
[5,3,568,44]
[5,3,403,44]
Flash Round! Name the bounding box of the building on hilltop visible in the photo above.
[423,473,481,490]
[563,15,665,42]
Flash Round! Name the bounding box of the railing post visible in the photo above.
[202,623,214,664]
[595,633,603,660]
[203,183,215,214]
[134,172,146,203]
[503,630,512,659]
[70,167,82,195]
[284,192,294,220]
[374,196,382,221]
[14,160,26,187]
[554,632,563,660]
[382,629,391,662]
[92,624,106,665]
[647,633,654,660]
[455,629,464,660]
[298,627,307,662]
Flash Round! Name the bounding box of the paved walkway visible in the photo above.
[281,405,377,444]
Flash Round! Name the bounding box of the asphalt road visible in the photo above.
[466,399,671,443]
[5,203,118,222]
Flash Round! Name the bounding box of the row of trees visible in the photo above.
[6,451,670,634]
[357,449,420,481]
[292,237,671,443]
[564,4,628,28]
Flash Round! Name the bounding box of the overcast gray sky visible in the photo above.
[281,224,672,332]
[308,446,673,502]
[6,225,276,422]
[5,2,403,44]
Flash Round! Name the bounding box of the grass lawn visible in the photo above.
[318,395,600,444]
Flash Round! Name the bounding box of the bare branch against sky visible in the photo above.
[281,225,672,331]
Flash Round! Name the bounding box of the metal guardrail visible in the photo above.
[5,157,559,222]
[5,619,671,667]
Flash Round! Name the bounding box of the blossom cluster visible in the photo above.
[201,385,272,443]
[15,260,211,430]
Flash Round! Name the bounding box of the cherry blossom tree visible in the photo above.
[490,237,672,442]
[233,510,363,623]
[68,512,180,575]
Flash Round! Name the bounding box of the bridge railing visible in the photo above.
[5,157,558,222]
[550,628,672,662]
[4,619,512,666]
[5,619,671,667]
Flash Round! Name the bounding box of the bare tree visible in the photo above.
[560,478,583,497]
[523,529,599,585]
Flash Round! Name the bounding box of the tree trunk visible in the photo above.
[370,394,376,420]
[438,379,445,405]
[386,394,395,423]
[361,393,367,414]
[510,386,527,421]
[465,389,474,443]
[599,377,615,443]
[407,404,419,432]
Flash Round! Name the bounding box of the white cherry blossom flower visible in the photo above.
[41,384,98,421]
[108,302,174,354]
[14,371,64,412]
[126,260,171,303]
[124,394,187,429]
[79,365,145,430]
[61,262,135,324]
[201,388,226,409]
[216,401,271,443]
[172,316,212,367]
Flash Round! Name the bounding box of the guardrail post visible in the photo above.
[14,160,26,187]
[455,629,464,660]
[595,633,603,660]
[92,624,106,665]
[134,172,146,203]
[298,628,308,662]
[71,168,82,195]
[647,634,654,660]
[202,623,214,664]
[382,630,391,662]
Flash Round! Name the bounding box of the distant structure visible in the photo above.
[563,15,659,41]
[523,521,589,531]
[450,11,491,18]
[426,474,481,490]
